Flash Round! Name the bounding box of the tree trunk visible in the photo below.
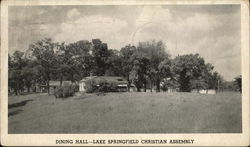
[47,80,50,94]
[143,80,147,92]
[137,87,140,92]
[127,78,130,92]
[217,80,220,93]
[128,83,131,92]
[156,79,160,92]
[27,87,30,93]
[150,80,153,92]
[14,88,18,95]
[60,76,63,87]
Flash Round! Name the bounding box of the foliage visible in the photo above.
[105,49,122,76]
[172,54,216,92]
[29,38,57,94]
[210,72,223,90]
[160,78,179,92]
[92,39,109,76]
[54,86,75,98]
[119,45,136,91]
[9,37,225,95]
[129,40,171,92]
[85,79,98,93]
[72,84,80,93]
[62,40,93,81]
[129,52,149,92]
[234,75,242,93]
[8,51,39,95]
[85,79,118,93]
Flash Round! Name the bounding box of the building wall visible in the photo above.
[39,86,57,94]
[79,82,86,92]
[191,89,216,94]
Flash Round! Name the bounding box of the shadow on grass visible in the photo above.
[8,100,33,109]
[8,109,23,117]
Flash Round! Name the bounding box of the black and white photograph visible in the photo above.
[1,0,249,146]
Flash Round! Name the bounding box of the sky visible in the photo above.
[8,5,241,81]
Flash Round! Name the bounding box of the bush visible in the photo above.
[106,81,118,92]
[85,79,118,93]
[54,86,75,98]
[72,84,79,92]
[161,83,168,92]
[85,79,99,93]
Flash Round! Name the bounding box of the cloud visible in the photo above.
[54,15,128,49]
[130,6,240,80]
[8,5,241,81]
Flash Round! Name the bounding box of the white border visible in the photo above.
[1,0,249,146]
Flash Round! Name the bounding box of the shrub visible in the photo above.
[85,79,98,93]
[54,86,75,98]
[106,81,118,92]
[72,84,79,92]
[161,83,168,92]
[85,79,118,93]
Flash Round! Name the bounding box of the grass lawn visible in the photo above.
[8,92,242,133]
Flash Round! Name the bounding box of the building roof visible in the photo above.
[40,81,73,87]
[79,76,97,82]
[80,76,128,84]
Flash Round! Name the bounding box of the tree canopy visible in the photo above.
[8,38,230,95]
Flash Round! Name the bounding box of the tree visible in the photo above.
[172,54,212,92]
[91,39,109,76]
[29,38,57,94]
[61,40,93,82]
[190,77,207,92]
[21,61,34,93]
[234,75,242,93]
[130,40,170,92]
[209,71,224,92]
[53,42,68,86]
[160,77,179,92]
[105,49,122,76]
[120,44,136,91]
[129,60,144,92]
[190,63,214,93]
[157,58,172,91]
[130,48,149,92]
[8,51,27,95]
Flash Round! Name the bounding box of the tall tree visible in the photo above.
[209,71,224,92]
[130,48,149,92]
[234,75,242,93]
[105,49,122,76]
[21,60,35,93]
[62,40,93,82]
[172,54,211,92]
[120,44,136,91]
[8,51,26,95]
[190,63,214,93]
[158,58,172,91]
[91,39,109,76]
[132,40,170,92]
[29,38,57,94]
[129,58,145,92]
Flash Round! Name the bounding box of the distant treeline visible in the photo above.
[8,38,241,95]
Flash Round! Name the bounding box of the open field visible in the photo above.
[8,92,241,133]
